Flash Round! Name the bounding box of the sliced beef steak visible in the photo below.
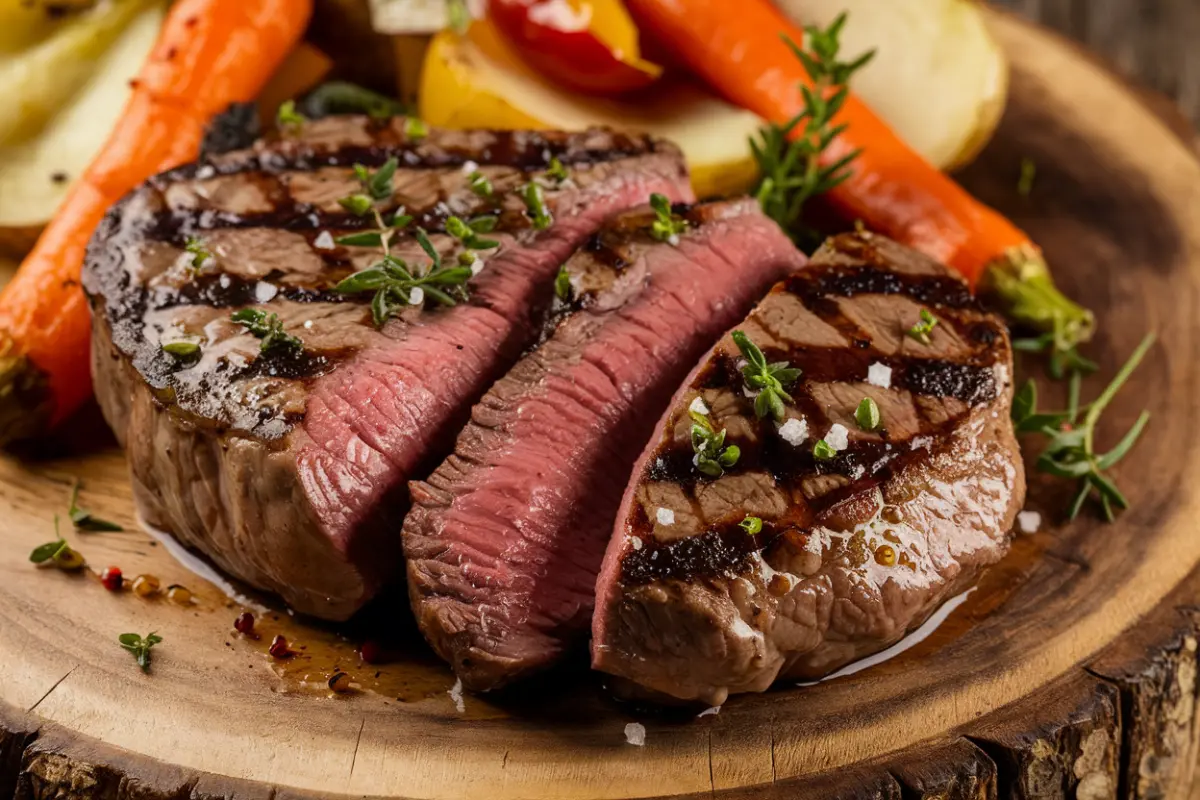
[84,117,692,619]
[592,232,1025,704]
[404,199,804,691]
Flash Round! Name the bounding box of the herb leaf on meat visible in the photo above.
[855,397,880,431]
[184,237,212,272]
[690,411,740,477]
[731,331,801,422]
[521,182,553,230]
[649,193,687,244]
[906,309,939,345]
[231,309,303,354]
[446,216,500,251]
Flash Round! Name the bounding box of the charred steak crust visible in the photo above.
[83,117,692,619]
[403,199,805,691]
[592,232,1026,705]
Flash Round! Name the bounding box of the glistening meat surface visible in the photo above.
[83,117,692,619]
[404,200,805,690]
[592,232,1025,705]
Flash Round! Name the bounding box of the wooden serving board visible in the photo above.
[5,12,1200,800]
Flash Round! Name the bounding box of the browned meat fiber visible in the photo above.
[83,117,692,619]
[592,232,1025,705]
[404,199,805,691]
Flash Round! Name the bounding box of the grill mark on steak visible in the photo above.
[591,231,1024,704]
[84,119,693,619]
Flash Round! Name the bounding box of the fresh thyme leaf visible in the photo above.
[335,231,387,247]
[231,308,303,354]
[276,99,306,131]
[68,481,122,532]
[1018,157,1037,197]
[352,158,397,201]
[468,170,493,198]
[392,212,414,229]
[751,13,875,240]
[162,339,201,359]
[731,331,801,422]
[1018,332,1155,522]
[468,215,497,233]
[404,117,428,140]
[544,156,568,185]
[521,182,553,230]
[184,237,212,272]
[119,632,162,673]
[335,252,472,324]
[414,227,441,268]
[690,410,740,477]
[555,266,572,301]
[906,308,938,345]
[649,193,687,244]
[854,397,880,431]
[813,439,837,460]
[739,516,763,535]
[446,216,500,250]
[339,194,373,217]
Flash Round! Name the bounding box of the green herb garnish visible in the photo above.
[335,229,472,324]
[1012,333,1155,521]
[521,183,553,230]
[231,309,303,354]
[907,309,938,345]
[69,481,122,532]
[119,632,162,673]
[649,193,687,244]
[184,237,212,272]
[813,439,837,460]
[739,516,763,535]
[544,156,569,185]
[855,397,880,431]
[555,266,572,301]
[276,99,306,132]
[468,170,493,198]
[405,117,429,140]
[354,158,398,201]
[446,215,500,251]
[691,411,740,478]
[30,517,83,570]
[162,339,201,359]
[751,13,874,239]
[339,194,374,217]
[1012,332,1098,380]
[1018,158,1037,197]
[731,331,801,422]
[336,211,412,248]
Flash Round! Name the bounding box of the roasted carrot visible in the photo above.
[624,0,1092,347]
[0,0,311,442]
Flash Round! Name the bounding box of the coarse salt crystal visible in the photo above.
[409,287,425,306]
[253,282,278,303]
[631,537,643,551]
[667,234,680,247]
[778,417,808,446]
[303,320,313,330]
[448,678,465,713]
[866,362,892,389]
[461,160,479,174]
[697,706,721,718]
[218,274,232,289]
[910,435,932,451]
[469,254,485,275]
[1017,510,1041,534]
[825,423,850,451]
[313,230,335,250]
[656,508,675,526]
[624,723,646,746]
[689,396,709,416]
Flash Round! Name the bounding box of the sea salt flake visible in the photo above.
[910,435,933,451]
[253,282,278,303]
[630,537,643,551]
[1017,510,1041,534]
[825,423,850,451]
[313,230,335,250]
[624,723,646,746]
[689,396,709,416]
[656,508,675,526]
[303,320,314,330]
[448,678,465,713]
[778,417,808,446]
[409,287,425,306]
[866,362,893,389]
[461,159,480,174]
[697,706,722,718]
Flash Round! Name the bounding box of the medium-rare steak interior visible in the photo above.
[592,232,1025,705]
[83,117,692,619]
[404,198,806,691]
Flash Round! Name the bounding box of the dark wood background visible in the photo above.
[993,0,1200,126]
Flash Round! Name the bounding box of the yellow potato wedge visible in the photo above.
[775,0,1009,170]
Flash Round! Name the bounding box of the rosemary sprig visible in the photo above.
[751,13,874,239]
[231,309,303,354]
[691,411,740,478]
[1011,333,1155,521]
[731,331,802,422]
[649,193,687,244]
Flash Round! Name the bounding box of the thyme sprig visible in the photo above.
[1011,333,1155,521]
[446,215,500,251]
[649,193,687,244]
[335,229,473,324]
[231,309,303,354]
[119,632,162,673]
[691,411,740,478]
[732,331,801,422]
[751,13,874,239]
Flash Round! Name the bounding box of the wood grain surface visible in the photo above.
[4,10,1200,800]
[992,0,1200,126]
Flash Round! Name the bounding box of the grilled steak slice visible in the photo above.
[84,117,692,619]
[592,232,1025,704]
[404,199,805,691]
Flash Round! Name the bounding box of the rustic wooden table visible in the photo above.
[993,0,1200,127]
